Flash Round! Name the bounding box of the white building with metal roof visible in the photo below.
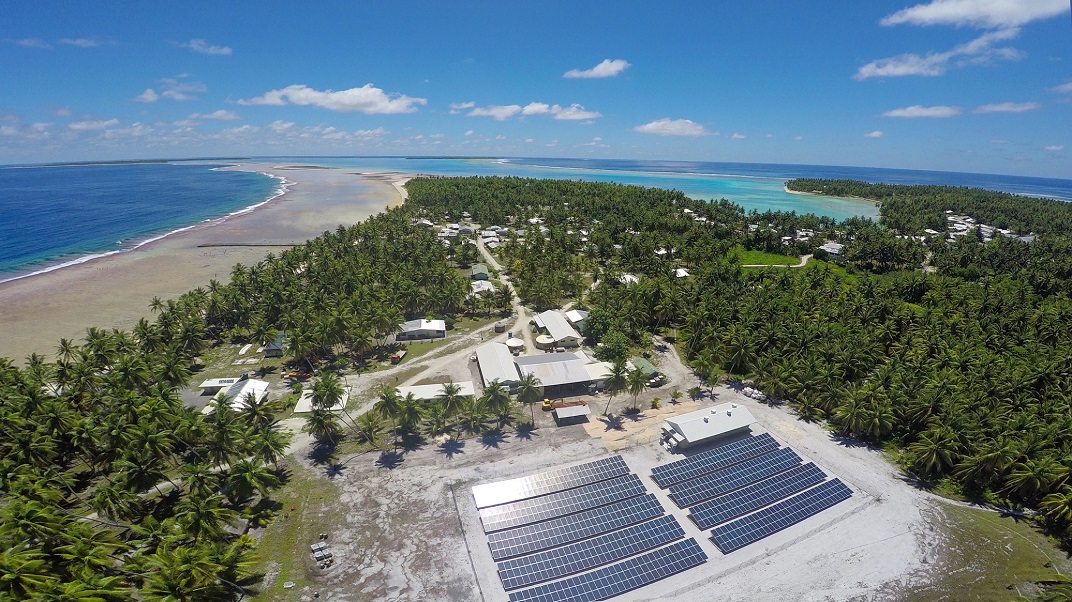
[514,353,591,388]
[398,381,476,402]
[202,377,270,414]
[661,403,756,450]
[475,343,520,388]
[536,310,582,348]
[397,319,446,341]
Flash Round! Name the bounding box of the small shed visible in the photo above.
[470,263,490,280]
[264,332,287,358]
[553,403,591,425]
[506,338,524,355]
[629,357,657,377]
[661,403,756,450]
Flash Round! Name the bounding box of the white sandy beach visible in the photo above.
[0,164,411,361]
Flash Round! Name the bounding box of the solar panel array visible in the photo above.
[479,475,646,533]
[651,432,780,488]
[497,515,685,590]
[488,494,664,560]
[711,479,853,553]
[690,463,827,529]
[473,455,630,508]
[473,455,709,600]
[668,447,802,508]
[507,539,708,602]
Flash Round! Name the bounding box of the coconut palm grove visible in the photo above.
[4,176,1072,599]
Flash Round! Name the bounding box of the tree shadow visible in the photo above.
[514,422,537,440]
[481,429,507,449]
[438,439,466,459]
[325,462,347,479]
[599,415,626,431]
[398,433,425,453]
[829,433,876,450]
[375,450,405,470]
[622,408,646,422]
[307,441,339,466]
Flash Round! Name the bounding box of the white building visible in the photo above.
[537,310,582,348]
[675,268,690,278]
[397,381,477,402]
[564,309,588,330]
[397,319,446,341]
[819,242,845,256]
[293,388,349,413]
[202,377,270,414]
[475,342,520,389]
[515,353,593,389]
[661,403,756,450]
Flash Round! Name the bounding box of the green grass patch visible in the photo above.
[733,247,799,266]
[902,504,1072,601]
[249,460,345,600]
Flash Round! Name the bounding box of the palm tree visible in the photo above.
[225,459,280,503]
[1041,486,1072,524]
[375,385,403,446]
[480,379,513,425]
[0,547,53,599]
[457,397,490,436]
[396,393,424,435]
[355,411,386,445]
[437,381,465,417]
[421,402,451,440]
[302,408,342,447]
[175,494,239,543]
[515,372,544,424]
[603,360,628,415]
[627,367,648,411]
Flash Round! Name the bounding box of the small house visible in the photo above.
[264,332,286,358]
[470,263,489,280]
[397,319,446,341]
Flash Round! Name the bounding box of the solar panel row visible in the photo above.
[651,433,780,488]
[668,447,802,508]
[711,479,853,553]
[690,463,827,529]
[480,475,647,533]
[507,538,708,602]
[472,455,630,509]
[498,515,685,591]
[488,494,664,560]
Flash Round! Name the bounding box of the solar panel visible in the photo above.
[651,432,780,488]
[689,463,827,529]
[488,494,664,560]
[473,455,630,508]
[711,479,852,553]
[668,447,801,508]
[480,475,646,533]
[497,515,685,590]
[507,538,708,602]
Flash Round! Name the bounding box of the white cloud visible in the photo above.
[172,119,198,127]
[1045,145,1065,151]
[466,101,602,121]
[268,120,294,132]
[546,139,558,147]
[134,89,159,103]
[881,0,1068,29]
[51,107,72,117]
[464,130,474,136]
[855,28,1022,79]
[525,138,534,143]
[633,118,710,137]
[238,84,426,114]
[180,39,232,56]
[12,38,50,49]
[974,101,1041,113]
[990,139,1008,144]
[866,130,885,138]
[449,101,475,114]
[190,109,240,121]
[731,132,746,139]
[495,134,506,140]
[355,127,389,137]
[794,135,804,141]
[68,118,120,131]
[563,59,631,79]
[430,133,445,139]
[220,124,258,136]
[882,105,961,118]
[468,104,521,120]
[59,38,98,48]
[1050,82,1072,94]
[103,122,153,138]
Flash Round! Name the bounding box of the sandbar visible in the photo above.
[0,164,410,361]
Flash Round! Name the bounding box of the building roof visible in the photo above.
[554,404,591,419]
[675,268,690,278]
[476,343,520,386]
[471,280,495,295]
[515,353,592,387]
[471,263,489,276]
[203,378,270,414]
[293,388,349,413]
[819,242,844,255]
[400,318,446,333]
[584,362,614,382]
[564,309,588,324]
[663,403,756,445]
[397,381,476,402]
[629,357,658,376]
[198,376,241,390]
[537,310,581,343]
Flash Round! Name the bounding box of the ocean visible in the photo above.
[2,157,1071,283]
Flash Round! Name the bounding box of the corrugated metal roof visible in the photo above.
[663,403,756,444]
[515,353,591,387]
[398,381,476,402]
[554,404,591,419]
[537,310,581,343]
[476,343,519,387]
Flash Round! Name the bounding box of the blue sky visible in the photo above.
[1,0,1070,177]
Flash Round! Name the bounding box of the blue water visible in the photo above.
[3,156,1071,282]
[0,163,279,282]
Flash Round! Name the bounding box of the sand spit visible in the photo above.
[0,164,410,361]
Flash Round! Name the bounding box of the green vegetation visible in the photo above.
[732,247,798,266]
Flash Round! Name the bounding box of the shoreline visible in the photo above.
[783,183,881,206]
[0,163,412,361]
